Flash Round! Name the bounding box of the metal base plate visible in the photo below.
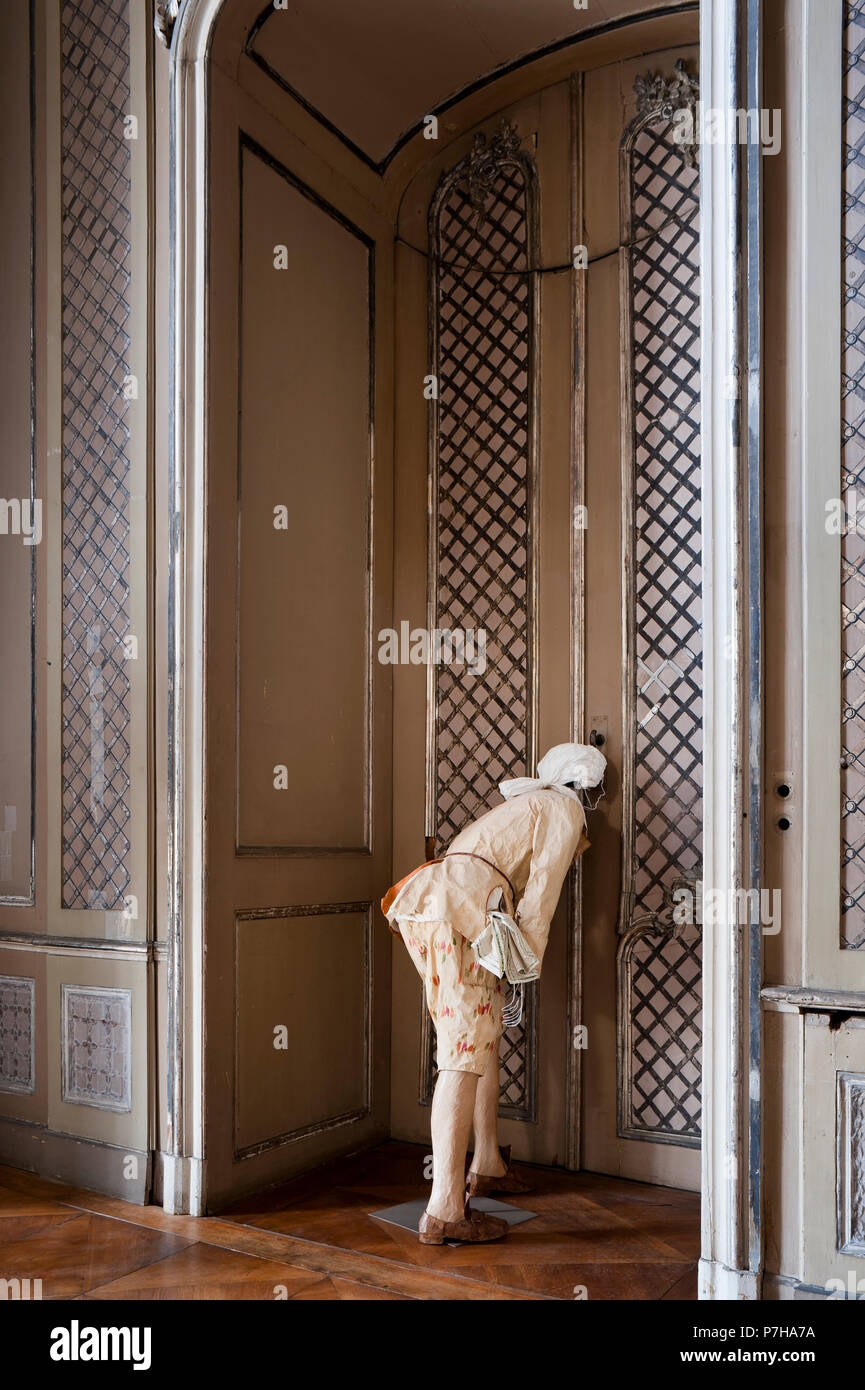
[370,1195,537,1244]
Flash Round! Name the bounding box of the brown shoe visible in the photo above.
[466,1144,535,1198]
[418,1199,509,1245]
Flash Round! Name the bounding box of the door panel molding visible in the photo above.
[233,901,373,1160]
[167,0,394,1209]
[234,133,376,858]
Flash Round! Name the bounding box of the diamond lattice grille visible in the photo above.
[842,0,865,950]
[629,925,702,1138]
[623,110,703,1141]
[61,0,132,908]
[433,166,533,845]
[423,148,537,1118]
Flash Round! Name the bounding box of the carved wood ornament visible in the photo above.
[634,58,700,167]
[458,119,524,221]
[154,0,181,48]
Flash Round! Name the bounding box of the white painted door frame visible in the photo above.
[698,0,764,1299]
[162,0,768,1302]
[161,0,226,1215]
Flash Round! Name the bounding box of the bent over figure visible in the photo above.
[381,741,605,1245]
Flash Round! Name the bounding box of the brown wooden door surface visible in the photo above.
[389,81,580,1166]
[581,47,701,1191]
[388,35,702,1191]
[201,14,395,1208]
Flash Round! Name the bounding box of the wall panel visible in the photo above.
[235,140,373,855]
[0,0,36,908]
[234,906,371,1156]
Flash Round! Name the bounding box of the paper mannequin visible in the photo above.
[382,742,605,1244]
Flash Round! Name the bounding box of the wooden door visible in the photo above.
[389,37,703,1189]
[389,82,581,1167]
[201,13,395,1208]
[581,46,702,1191]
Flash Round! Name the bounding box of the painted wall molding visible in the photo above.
[165,0,231,1208]
[0,1116,150,1203]
[698,0,764,1297]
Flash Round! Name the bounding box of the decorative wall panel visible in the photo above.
[0,976,35,1095]
[842,0,865,950]
[0,0,36,905]
[618,63,704,1146]
[837,1070,865,1255]
[60,0,132,909]
[423,122,538,1120]
[235,139,373,854]
[61,984,132,1111]
[234,905,372,1158]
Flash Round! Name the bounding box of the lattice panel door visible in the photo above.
[618,73,704,1147]
[60,0,133,909]
[423,126,538,1119]
[842,0,865,950]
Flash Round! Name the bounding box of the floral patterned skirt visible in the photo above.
[396,917,504,1076]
